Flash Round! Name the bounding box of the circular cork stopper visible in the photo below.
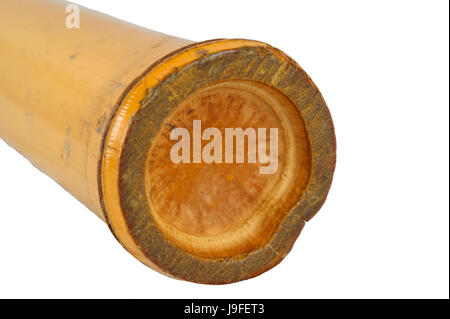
[100,40,336,284]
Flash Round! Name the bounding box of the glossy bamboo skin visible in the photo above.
[0,0,192,219]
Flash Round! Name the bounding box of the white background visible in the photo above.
[0,0,448,298]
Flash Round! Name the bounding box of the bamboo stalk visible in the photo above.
[0,0,336,284]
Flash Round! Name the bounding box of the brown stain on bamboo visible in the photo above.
[64,127,71,161]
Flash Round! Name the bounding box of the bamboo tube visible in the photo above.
[0,0,336,284]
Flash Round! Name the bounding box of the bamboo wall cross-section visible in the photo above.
[0,0,336,284]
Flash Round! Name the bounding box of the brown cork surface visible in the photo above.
[105,42,336,284]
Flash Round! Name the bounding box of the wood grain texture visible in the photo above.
[103,41,335,283]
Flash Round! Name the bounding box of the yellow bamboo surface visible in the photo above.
[0,0,192,219]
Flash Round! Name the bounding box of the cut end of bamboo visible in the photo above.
[100,39,336,284]
[0,1,335,284]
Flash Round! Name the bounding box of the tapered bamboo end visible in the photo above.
[100,39,336,284]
